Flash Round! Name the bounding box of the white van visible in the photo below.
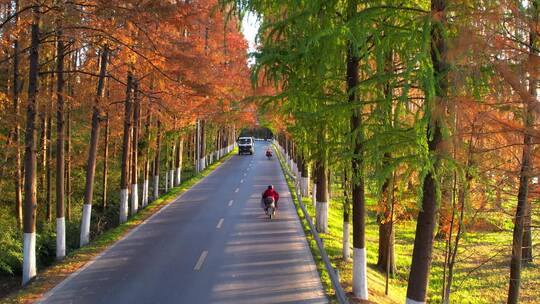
[238,137,255,155]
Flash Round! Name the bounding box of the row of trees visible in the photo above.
[0,0,250,287]
[224,0,539,303]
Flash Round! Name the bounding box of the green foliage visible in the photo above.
[0,207,22,276]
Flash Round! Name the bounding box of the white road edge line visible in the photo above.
[228,200,234,206]
[216,218,224,229]
[194,250,208,271]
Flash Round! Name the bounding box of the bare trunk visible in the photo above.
[119,72,134,223]
[522,203,533,264]
[130,80,140,215]
[315,158,328,233]
[40,111,47,220]
[142,111,151,206]
[343,170,351,261]
[46,101,52,222]
[80,46,109,247]
[377,157,396,277]
[347,1,368,297]
[200,120,206,170]
[507,62,534,304]
[55,21,66,260]
[22,5,40,285]
[507,3,537,302]
[407,1,447,302]
[153,120,162,200]
[176,135,183,185]
[66,100,71,221]
[102,115,109,209]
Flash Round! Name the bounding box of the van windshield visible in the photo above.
[238,138,252,144]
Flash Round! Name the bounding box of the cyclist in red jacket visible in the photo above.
[262,185,280,210]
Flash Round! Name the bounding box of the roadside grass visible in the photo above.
[302,187,539,304]
[303,185,540,304]
[0,150,236,304]
[274,148,539,303]
[302,194,406,304]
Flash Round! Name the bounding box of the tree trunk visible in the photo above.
[522,204,533,264]
[13,0,23,229]
[377,158,396,277]
[169,139,175,190]
[343,170,351,261]
[153,120,162,200]
[407,1,447,302]
[176,135,183,186]
[200,119,206,170]
[130,80,140,215]
[443,168,470,303]
[521,4,537,265]
[301,152,309,197]
[22,5,40,285]
[55,21,66,260]
[347,0,368,297]
[315,158,329,233]
[507,19,536,304]
[102,114,109,209]
[142,111,151,207]
[46,99,52,222]
[164,143,169,192]
[40,110,47,220]
[120,72,134,224]
[65,49,75,222]
[377,204,396,277]
[66,98,72,221]
[197,120,202,172]
[80,46,109,247]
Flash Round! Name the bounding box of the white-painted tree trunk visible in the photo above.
[312,183,317,210]
[342,221,350,260]
[80,204,92,246]
[131,184,138,215]
[169,169,174,189]
[142,179,149,207]
[153,175,159,200]
[353,247,368,300]
[22,232,36,285]
[165,172,169,192]
[176,168,181,186]
[56,217,66,260]
[119,188,128,223]
[315,201,328,233]
[199,158,206,171]
[302,177,309,197]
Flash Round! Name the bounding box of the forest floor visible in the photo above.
[276,148,540,304]
[0,150,235,304]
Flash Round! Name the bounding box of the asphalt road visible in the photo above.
[40,141,327,304]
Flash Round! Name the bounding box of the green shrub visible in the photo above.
[0,206,22,276]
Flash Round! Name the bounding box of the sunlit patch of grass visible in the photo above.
[273,147,540,304]
[0,150,236,304]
